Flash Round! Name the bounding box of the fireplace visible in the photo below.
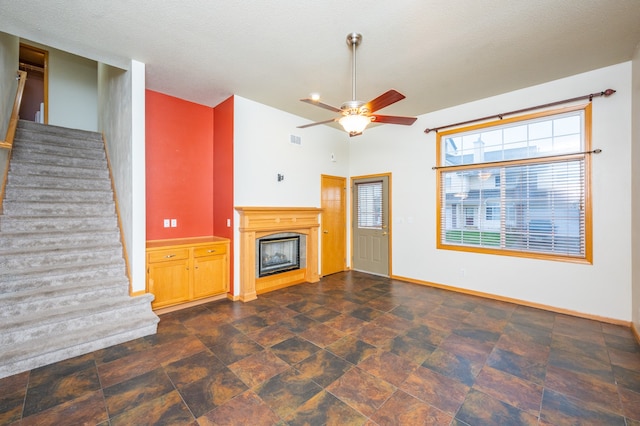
[235,207,322,302]
[258,235,300,277]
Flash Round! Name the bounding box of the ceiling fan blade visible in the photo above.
[300,98,343,113]
[365,89,406,113]
[372,114,417,125]
[297,117,339,129]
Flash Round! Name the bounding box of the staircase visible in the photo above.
[0,120,159,379]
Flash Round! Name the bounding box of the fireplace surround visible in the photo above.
[235,207,322,302]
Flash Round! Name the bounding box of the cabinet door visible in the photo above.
[193,254,227,299]
[148,259,190,309]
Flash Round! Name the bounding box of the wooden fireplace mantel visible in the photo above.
[235,207,322,302]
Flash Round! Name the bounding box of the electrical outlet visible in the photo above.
[171,219,177,228]
[227,218,231,227]
[163,219,170,228]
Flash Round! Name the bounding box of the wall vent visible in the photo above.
[290,134,301,145]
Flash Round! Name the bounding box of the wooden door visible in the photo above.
[352,174,390,276]
[321,175,346,276]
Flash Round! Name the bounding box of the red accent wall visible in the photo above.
[213,96,235,291]
[146,90,214,240]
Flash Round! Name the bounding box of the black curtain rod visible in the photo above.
[424,89,616,134]
[431,149,602,170]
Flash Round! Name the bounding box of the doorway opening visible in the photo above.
[19,44,47,124]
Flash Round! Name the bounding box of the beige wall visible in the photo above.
[0,32,19,194]
[631,43,640,331]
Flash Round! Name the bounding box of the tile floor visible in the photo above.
[1,271,640,425]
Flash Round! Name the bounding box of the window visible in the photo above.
[356,181,383,229]
[436,104,592,263]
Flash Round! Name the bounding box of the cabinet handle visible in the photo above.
[165,254,176,258]
[207,249,216,253]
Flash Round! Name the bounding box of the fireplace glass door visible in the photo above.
[258,236,301,277]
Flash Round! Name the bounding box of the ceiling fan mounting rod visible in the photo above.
[346,32,362,103]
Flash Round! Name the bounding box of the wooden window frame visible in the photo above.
[436,103,593,264]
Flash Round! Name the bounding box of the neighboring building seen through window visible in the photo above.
[436,104,592,262]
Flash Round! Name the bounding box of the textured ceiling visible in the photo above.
[1,1,640,126]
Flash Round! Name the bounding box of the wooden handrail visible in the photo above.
[0,70,27,150]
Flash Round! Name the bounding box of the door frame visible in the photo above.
[19,43,49,124]
[350,172,392,276]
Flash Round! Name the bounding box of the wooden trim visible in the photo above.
[5,70,27,147]
[146,235,229,249]
[392,274,631,327]
[1,70,27,149]
[0,70,27,213]
[435,103,593,265]
[153,293,228,315]
[101,133,133,294]
[436,103,591,138]
[632,322,640,345]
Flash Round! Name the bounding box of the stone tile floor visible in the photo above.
[1,271,639,425]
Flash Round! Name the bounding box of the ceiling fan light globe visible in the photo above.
[339,114,371,135]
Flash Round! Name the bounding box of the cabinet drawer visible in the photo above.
[148,248,189,263]
[194,244,227,258]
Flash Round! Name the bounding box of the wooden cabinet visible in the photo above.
[146,236,229,310]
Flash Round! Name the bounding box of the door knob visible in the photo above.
[323,230,329,234]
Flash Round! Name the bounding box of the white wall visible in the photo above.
[232,96,350,294]
[631,44,640,330]
[97,60,147,293]
[349,63,633,322]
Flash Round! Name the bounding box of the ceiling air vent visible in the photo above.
[290,134,301,145]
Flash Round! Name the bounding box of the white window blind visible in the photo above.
[437,105,591,261]
[357,181,383,229]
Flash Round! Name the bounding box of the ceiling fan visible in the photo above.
[298,32,417,136]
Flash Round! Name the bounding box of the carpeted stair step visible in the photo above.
[11,133,104,153]
[6,173,112,191]
[0,244,124,272]
[0,229,121,252]
[8,160,110,180]
[0,310,159,379]
[16,119,104,142]
[1,200,116,216]
[11,138,106,161]
[0,259,126,294]
[3,186,113,203]
[0,214,117,232]
[0,295,155,346]
[9,149,108,170]
[0,278,130,318]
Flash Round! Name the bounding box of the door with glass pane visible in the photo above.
[352,175,390,276]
